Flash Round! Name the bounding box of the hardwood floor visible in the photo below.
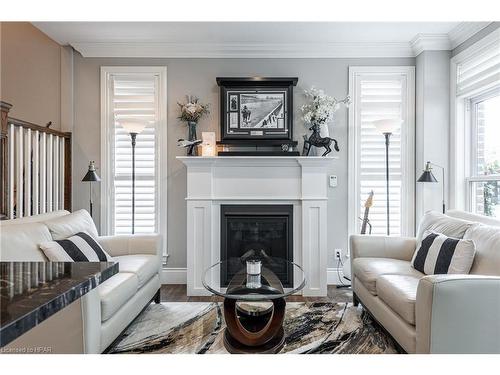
[160,284,352,303]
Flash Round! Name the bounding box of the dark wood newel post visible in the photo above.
[0,101,13,220]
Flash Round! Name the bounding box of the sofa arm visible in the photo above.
[416,274,500,353]
[349,234,417,261]
[97,234,162,258]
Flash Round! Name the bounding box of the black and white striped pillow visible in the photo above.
[39,232,113,262]
[411,231,476,275]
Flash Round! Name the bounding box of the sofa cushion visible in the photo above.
[416,211,473,242]
[465,224,500,276]
[352,258,424,295]
[39,232,113,262]
[44,209,99,240]
[98,273,139,322]
[114,255,158,288]
[0,222,51,261]
[376,274,419,325]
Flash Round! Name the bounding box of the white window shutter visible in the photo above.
[349,67,414,238]
[358,78,404,236]
[111,75,159,234]
[457,38,500,97]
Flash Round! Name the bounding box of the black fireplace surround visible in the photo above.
[220,204,293,288]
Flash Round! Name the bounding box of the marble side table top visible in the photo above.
[0,261,118,347]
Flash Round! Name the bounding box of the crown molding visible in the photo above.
[448,22,491,49]
[71,41,415,59]
[72,25,490,59]
[410,34,452,56]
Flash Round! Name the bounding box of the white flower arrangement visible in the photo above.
[301,87,351,126]
[177,95,210,123]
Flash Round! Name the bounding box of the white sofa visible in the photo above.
[0,210,162,353]
[350,210,500,353]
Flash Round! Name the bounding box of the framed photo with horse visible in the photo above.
[216,77,298,144]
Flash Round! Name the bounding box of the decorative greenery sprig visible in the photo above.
[177,95,210,122]
[301,87,350,126]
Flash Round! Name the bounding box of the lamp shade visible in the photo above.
[118,118,148,134]
[417,162,438,183]
[372,119,402,134]
[417,170,438,183]
[82,161,101,182]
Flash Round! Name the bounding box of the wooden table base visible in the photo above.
[223,297,286,354]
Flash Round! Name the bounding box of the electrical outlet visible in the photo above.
[335,249,342,259]
[329,175,338,187]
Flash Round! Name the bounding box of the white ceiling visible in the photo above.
[33,22,491,58]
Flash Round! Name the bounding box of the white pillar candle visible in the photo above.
[201,132,216,156]
[246,260,261,275]
[201,144,213,156]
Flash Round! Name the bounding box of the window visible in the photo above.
[450,29,500,217]
[100,67,167,238]
[468,91,500,217]
[348,67,415,236]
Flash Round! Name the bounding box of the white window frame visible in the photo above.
[465,89,500,213]
[450,28,500,211]
[100,66,168,258]
[348,66,416,238]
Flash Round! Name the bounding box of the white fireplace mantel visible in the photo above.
[177,155,338,296]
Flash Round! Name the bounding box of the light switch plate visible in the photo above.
[329,175,338,187]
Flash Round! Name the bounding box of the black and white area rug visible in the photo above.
[107,302,398,354]
[108,302,397,354]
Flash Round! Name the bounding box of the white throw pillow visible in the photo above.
[39,232,113,262]
[43,209,99,240]
[416,211,473,242]
[411,230,476,275]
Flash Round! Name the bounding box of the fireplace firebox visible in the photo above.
[220,205,293,287]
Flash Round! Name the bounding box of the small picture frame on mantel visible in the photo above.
[216,77,298,145]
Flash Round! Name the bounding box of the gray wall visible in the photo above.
[1,22,63,129]
[415,51,451,223]
[72,55,414,268]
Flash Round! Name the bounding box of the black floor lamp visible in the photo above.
[417,161,446,214]
[118,119,147,234]
[82,161,100,217]
[372,119,402,236]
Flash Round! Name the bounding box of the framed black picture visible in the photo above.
[216,77,298,144]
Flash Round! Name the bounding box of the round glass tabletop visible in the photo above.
[202,257,305,300]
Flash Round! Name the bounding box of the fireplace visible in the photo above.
[220,205,293,288]
[179,156,331,296]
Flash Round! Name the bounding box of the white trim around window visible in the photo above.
[348,66,415,238]
[100,66,168,258]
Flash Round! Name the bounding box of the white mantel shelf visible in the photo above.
[178,154,337,297]
[177,155,339,166]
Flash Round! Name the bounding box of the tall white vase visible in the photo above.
[319,123,330,138]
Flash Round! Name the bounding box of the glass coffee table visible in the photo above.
[202,257,305,353]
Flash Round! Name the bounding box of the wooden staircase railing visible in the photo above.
[0,101,72,220]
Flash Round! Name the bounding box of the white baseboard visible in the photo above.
[327,267,351,286]
[161,267,350,286]
[161,268,187,284]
